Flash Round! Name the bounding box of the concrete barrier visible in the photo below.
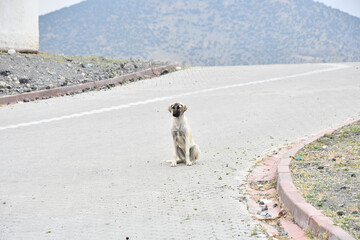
[0,0,39,52]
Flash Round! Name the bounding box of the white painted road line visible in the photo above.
[0,64,349,132]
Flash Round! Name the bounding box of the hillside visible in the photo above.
[39,0,360,66]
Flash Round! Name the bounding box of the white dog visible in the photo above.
[168,102,200,167]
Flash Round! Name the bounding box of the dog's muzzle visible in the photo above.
[173,111,180,117]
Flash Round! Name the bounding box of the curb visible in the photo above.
[245,146,308,239]
[276,118,360,240]
[0,63,180,105]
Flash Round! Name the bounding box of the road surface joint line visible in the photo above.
[0,64,350,131]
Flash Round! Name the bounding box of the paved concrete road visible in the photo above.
[1,63,359,239]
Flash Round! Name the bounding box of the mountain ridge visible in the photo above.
[39,0,360,66]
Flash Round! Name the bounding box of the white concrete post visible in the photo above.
[0,0,39,52]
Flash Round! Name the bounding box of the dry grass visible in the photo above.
[290,121,360,239]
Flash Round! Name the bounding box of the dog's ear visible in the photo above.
[168,104,172,113]
[183,105,187,112]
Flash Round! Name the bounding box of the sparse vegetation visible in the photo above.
[291,121,360,239]
[251,226,258,236]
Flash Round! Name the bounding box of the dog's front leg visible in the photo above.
[171,133,178,167]
[185,134,192,166]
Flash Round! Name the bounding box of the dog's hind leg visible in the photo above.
[190,144,200,163]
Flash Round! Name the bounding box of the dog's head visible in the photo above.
[168,102,187,118]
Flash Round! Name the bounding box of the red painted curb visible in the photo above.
[276,118,360,240]
[0,64,180,105]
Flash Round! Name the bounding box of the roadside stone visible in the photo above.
[19,78,30,84]
[0,81,7,88]
[7,49,16,55]
[0,70,11,76]
[337,210,345,216]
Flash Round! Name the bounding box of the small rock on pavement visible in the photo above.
[8,49,16,55]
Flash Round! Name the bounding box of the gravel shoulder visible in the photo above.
[291,120,360,239]
[0,52,172,97]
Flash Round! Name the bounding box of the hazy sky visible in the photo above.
[39,0,85,15]
[38,0,360,18]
